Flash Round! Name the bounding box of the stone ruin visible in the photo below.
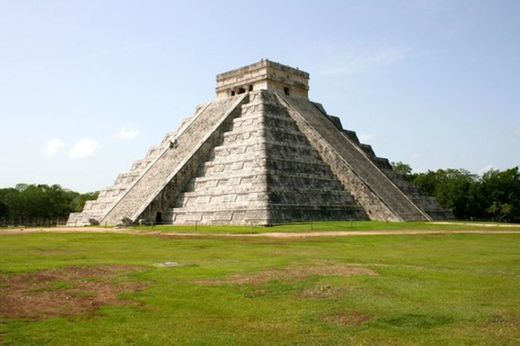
[67,59,451,226]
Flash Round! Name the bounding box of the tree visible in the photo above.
[0,200,8,218]
[391,161,413,181]
[480,167,520,221]
[70,191,99,212]
[412,169,479,219]
[0,184,99,223]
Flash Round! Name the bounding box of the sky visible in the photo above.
[1,0,519,192]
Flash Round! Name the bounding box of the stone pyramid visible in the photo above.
[67,59,450,226]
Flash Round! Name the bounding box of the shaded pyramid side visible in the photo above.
[280,94,433,221]
[261,91,367,223]
[324,115,452,220]
[166,90,367,225]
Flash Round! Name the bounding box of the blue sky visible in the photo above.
[1,0,519,192]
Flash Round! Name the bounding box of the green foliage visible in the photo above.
[70,191,99,212]
[390,161,413,180]
[0,184,98,221]
[0,200,8,218]
[411,166,520,221]
[481,168,520,220]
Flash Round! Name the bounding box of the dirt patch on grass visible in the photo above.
[378,313,454,328]
[325,311,373,327]
[196,265,376,286]
[0,265,146,320]
[299,284,344,299]
[477,313,520,339]
[488,313,520,326]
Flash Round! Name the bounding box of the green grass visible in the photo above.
[131,220,520,234]
[1,230,519,345]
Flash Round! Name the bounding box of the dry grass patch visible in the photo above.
[325,311,373,327]
[479,313,520,337]
[299,284,345,299]
[197,264,376,286]
[0,265,146,320]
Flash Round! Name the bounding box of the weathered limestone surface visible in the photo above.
[324,114,452,220]
[216,59,309,99]
[167,90,366,225]
[66,125,184,226]
[99,95,247,225]
[280,94,431,221]
[261,92,366,223]
[69,59,450,226]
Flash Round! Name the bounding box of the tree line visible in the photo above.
[0,184,98,226]
[1,165,519,226]
[392,163,520,222]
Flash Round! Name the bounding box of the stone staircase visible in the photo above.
[325,114,451,220]
[66,121,190,226]
[281,94,432,221]
[99,94,247,225]
[67,96,247,226]
[165,90,366,225]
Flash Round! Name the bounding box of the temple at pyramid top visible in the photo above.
[216,59,310,99]
[67,59,451,227]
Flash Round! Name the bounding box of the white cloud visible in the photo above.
[321,46,412,76]
[358,133,377,143]
[41,139,64,157]
[69,139,99,159]
[114,126,140,140]
[479,164,496,175]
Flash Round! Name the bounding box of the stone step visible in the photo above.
[101,94,248,225]
[232,111,295,126]
[211,139,319,158]
[359,144,375,157]
[221,128,263,145]
[130,158,154,171]
[219,126,309,148]
[164,208,270,225]
[268,205,365,223]
[232,114,297,132]
[198,160,264,177]
[187,170,347,191]
[175,195,263,209]
[283,94,430,221]
[200,153,327,175]
[159,116,193,145]
[202,155,326,175]
[145,145,163,159]
[375,157,392,170]
[178,184,352,202]
[342,129,360,145]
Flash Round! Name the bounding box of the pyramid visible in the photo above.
[67,59,450,226]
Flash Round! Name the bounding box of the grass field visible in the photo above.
[131,220,520,234]
[1,224,519,345]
